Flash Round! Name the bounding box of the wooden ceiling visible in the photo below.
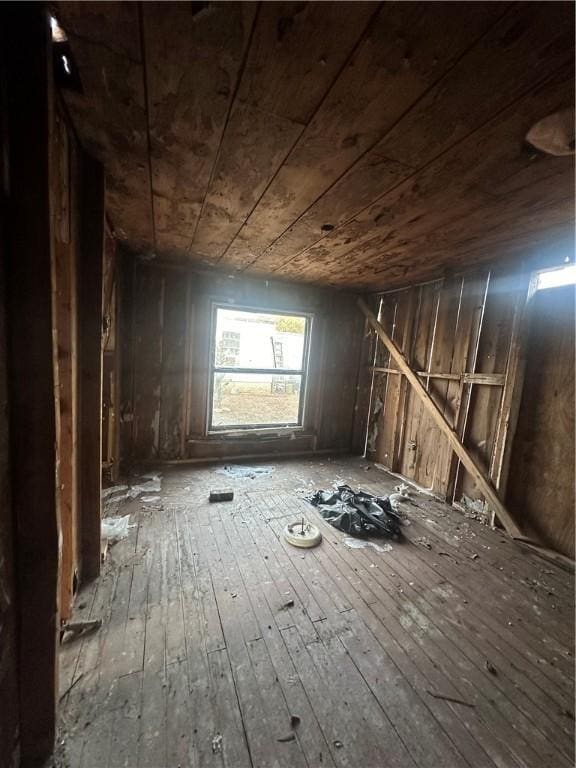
[58,1,575,290]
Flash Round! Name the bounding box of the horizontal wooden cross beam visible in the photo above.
[369,367,506,386]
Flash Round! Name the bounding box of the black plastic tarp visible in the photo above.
[309,484,402,538]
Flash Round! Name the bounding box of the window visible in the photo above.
[209,306,311,430]
[535,262,576,291]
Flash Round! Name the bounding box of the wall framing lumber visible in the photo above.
[358,298,522,539]
[391,288,418,472]
[439,274,487,502]
[4,4,59,762]
[489,272,535,498]
[78,151,105,582]
[52,108,79,623]
[370,369,505,386]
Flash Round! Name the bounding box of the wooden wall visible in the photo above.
[359,265,575,556]
[362,268,526,501]
[119,257,364,463]
[0,6,108,763]
[507,286,575,558]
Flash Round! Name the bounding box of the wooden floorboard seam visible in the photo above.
[58,457,574,768]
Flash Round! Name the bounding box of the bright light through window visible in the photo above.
[210,307,310,429]
[536,263,576,291]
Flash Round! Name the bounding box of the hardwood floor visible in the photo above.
[58,457,575,768]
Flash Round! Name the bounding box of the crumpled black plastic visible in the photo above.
[309,484,402,538]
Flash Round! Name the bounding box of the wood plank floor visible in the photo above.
[58,457,575,768]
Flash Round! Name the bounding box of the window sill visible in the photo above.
[188,426,312,442]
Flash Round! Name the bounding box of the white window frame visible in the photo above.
[207,303,313,433]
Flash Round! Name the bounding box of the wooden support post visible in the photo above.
[490,274,535,497]
[78,152,105,582]
[392,288,417,471]
[4,4,59,762]
[53,110,79,623]
[358,297,523,539]
[118,248,136,465]
[351,312,376,455]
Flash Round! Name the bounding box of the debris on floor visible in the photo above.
[426,689,475,708]
[101,537,109,563]
[309,485,403,538]
[343,537,392,553]
[389,483,412,511]
[374,465,435,498]
[283,519,322,548]
[101,484,129,499]
[456,494,491,524]
[485,660,498,676]
[101,514,132,541]
[128,474,161,497]
[211,734,223,754]
[209,488,234,502]
[60,620,102,643]
[59,673,85,703]
[102,474,163,512]
[214,464,274,479]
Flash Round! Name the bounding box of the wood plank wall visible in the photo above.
[360,265,575,556]
[363,268,525,501]
[119,256,364,463]
[507,285,575,558]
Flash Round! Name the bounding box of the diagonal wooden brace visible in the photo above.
[358,297,523,539]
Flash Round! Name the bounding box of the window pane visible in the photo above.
[211,373,302,428]
[536,263,576,291]
[214,308,306,370]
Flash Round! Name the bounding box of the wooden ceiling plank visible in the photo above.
[188,101,304,263]
[294,166,573,287]
[372,1,575,169]
[190,1,378,263]
[253,3,574,277]
[219,1,508,270]
[289,193,574,290]
[277,63,574,286]
[324,208,574,290]
[342,196,573,291]
[142,1,258,254]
